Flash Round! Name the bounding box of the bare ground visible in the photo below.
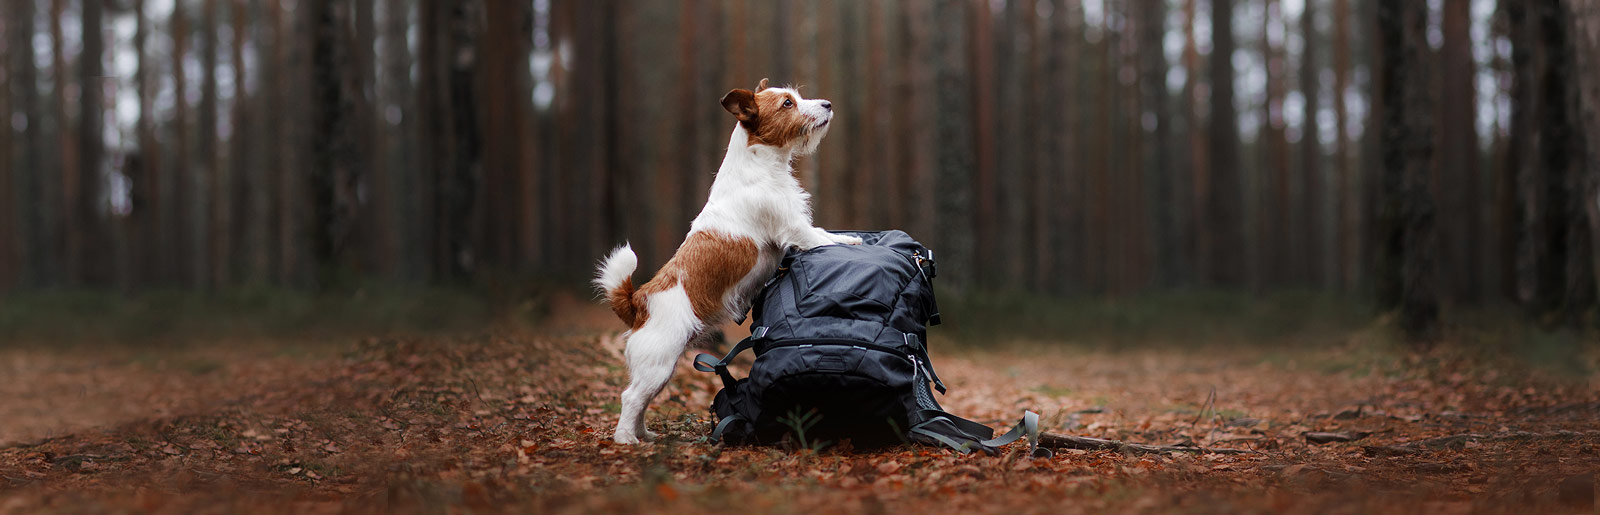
[2,295,1598,514]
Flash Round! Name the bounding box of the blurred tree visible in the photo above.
[930,0,973,291]
[1143,0,1177,288]
[1572,0,1600,311]
[0,0,11,292]
[78,0,105,286]
[50,0,73,286]
[1333,0,1356,290]
[1377,0,1441,341]
[1261,0,1292,288]
[1536,0,1595,323]
[201,0,222,289]
[133,0,163,286]
[1438,0,1479,302]
[1300,0,1325,287]
[1209,0,1246,287]
[171,0,193,287]
[12,0,45,287]
[1183,0,1207,289]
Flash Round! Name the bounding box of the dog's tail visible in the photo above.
[595,244,640,327]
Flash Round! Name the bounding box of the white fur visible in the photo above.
[594,244,638,295]
[608,86,859,444]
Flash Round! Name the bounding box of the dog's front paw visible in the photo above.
[640,429,660,442]
[832,234,864,245]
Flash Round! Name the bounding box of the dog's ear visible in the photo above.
[756,78,770,92]
[721,88,759,126]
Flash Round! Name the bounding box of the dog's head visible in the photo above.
[720,78,832,154]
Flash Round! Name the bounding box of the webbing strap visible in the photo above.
[692,330,764,388]
[692,354,737,389]
[711,414,746,444]
[916,409,994,439]
[904,334,947,395]
[980,410,1037,447]
[910,426,978,455]
[912,410,1049,458]
[980,411,1050,458]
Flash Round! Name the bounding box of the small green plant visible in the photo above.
[776,408,830,452]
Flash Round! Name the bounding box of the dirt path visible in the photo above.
[1,300,1597,514]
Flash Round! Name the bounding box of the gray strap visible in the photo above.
[979,411,1049,458]
[692,333,762,388]
[712,414,746,444]
[910,426,977,455]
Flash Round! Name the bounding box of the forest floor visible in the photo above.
[1,292,1598,514]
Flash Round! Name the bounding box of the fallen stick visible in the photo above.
[1036,432,1257,455]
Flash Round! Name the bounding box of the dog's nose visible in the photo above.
[820,101,832,111]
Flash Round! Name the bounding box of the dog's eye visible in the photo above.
[783,99,794,108]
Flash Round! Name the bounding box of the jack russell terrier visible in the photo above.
[594,79,859,444]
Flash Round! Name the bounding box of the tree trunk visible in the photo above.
[200,0,222,288]
[930,0,973,291]
[1505,0,1539,305]
[50,0,74,286]
[1183,0,1206,290]
[170,0,194,287]
[0,2,12,292]
[1538,0,1594,323]
[1569,0,1600,318]
[1439,0,1480,302]
[1142,0,1176,288]
[970,0,997,289]
[1378,0,1442,341]
[1260,0,1291,288]
[133,0,163,287]
[1208,0,1245,287]
[78,0,106,286]
[1300,0,1324,287]
[230,0,253,285]
[1333,0,1356,290]
[12,0,45,287]
[380,0,418,280]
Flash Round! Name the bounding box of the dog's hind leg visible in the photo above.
[614,286,699,444]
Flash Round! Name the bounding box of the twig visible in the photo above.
[1037,431,1257,455]
[1189,387,1217,427]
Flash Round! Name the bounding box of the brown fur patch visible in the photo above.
[630,231,760,330]
[746,89,813,148]
[605,278,637,327]
[721,86,816,149]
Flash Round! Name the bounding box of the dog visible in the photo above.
[594,79,860,444]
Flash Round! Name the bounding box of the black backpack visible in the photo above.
[694,230,1047,456]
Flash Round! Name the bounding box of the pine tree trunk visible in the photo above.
[0,3,12,292]
[1183,0,1206,290]
[1569,0,1600,319]
[1379,0,1442,341]
[200,0,222,288]
[1208,0,1245,287]
[12,0,45,287]
[78,0,106,286]
[1440,0,1480,302]
[930,0,973,291]
[51,0,74,286]
[1300,0,1324,287]
[171,0,193,287]
[1538,0,1595,323]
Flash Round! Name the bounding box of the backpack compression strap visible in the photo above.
[910,410,1050,458]
[693,326,768,388]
